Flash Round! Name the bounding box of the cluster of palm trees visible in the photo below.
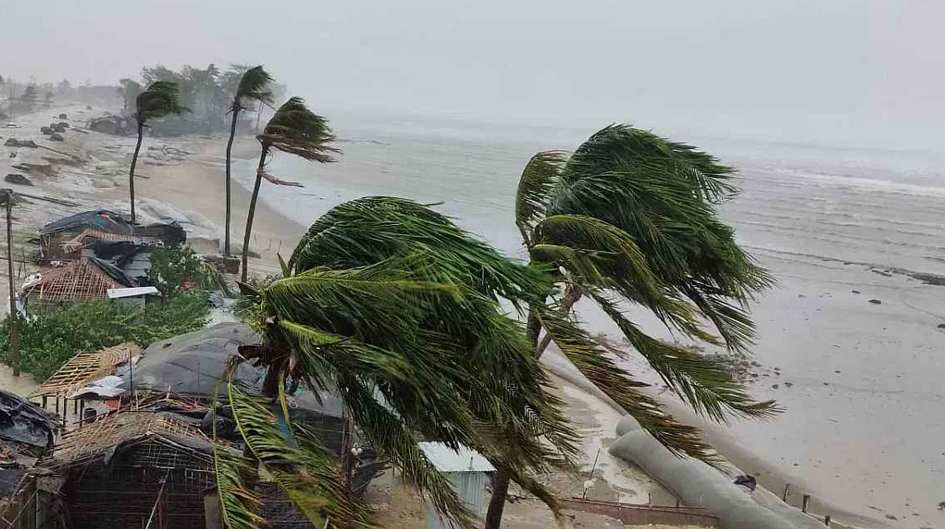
[126,67,334,283]
[125,69,777,529]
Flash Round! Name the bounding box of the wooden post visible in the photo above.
[802,494,811,513]
[824,515,831,526]
[782,483,791,501]
[5,190,19,377]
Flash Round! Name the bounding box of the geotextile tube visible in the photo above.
[541,349,829,529]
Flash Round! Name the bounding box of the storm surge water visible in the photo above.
[234,115,945,528]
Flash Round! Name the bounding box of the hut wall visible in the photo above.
[63,441,214,529]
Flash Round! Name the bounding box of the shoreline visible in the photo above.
[0,103,927,528]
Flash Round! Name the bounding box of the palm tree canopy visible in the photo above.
[135,81,188,124]
[232,65,274,111]
[515,124,778,459]
[228,197,579,527]
[257,96,340,162]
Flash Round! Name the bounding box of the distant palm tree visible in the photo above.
[241,97,337,281]
[129,81,187,223]
[220,197,579,529]
[224,66,273,257]
[484,125,779,529]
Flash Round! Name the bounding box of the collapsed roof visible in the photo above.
[41,210,186,246]
[25,258,135,303]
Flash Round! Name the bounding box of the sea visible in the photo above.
[234,114,945,529]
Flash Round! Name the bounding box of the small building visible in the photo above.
[419,442,495,529]
[23,258,135,307]
[107,286,161,309]
[39,210,185,264]
[43,411,217,529]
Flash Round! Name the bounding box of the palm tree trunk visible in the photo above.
[129,122,144,224]
[224,105,239,256]
[241,147,268,282]
[484,306,543,529]
[484,470,512,529]
[5,193,19,377]
[535,284,583,358]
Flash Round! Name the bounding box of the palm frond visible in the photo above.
[562,124,737,203]
[212,364,264,529]
[234,65,274,110]
[212,444,266,529]
[228,377,371,528]
[136,81,188,124]
[258,96,340,162]
[591,292,780,422]
[515,151,568,245]
[531,213,702,336]
[535,307,718,462]
[287,196,553,309]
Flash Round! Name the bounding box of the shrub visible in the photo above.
[0,293,209,379]
[149,245,232,298]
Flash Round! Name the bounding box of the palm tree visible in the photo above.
[483,125,779,528]
[224,66,273,257]
[129,81,187,223]
[220,196,580,528]
[241,97,338,281]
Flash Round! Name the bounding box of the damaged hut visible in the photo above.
[0,390,56,529]
[22,258,135,307]
[38,209,185,265]
[45,410,217,529]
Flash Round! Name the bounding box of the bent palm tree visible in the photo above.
[224,66,273,256]
[221,197,580,528]
[484,125,779,528]
[241,97,337,281]
[129,81,187,223]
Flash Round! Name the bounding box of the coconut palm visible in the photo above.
[483,125,779,528]
[219,196,581,528]
[129,81,187,223]
[224,66,274,257]
[241,97,337,281]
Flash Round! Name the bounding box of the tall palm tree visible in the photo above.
[129,81,187,223]
[224,66,273,257]
[241,97,337,281]
[220,197,580,528]
[483,125,779,528]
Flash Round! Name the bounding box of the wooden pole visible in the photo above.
[824,515,831,526]
[802,494,811,513]
[782,483,791,501]
[5,190,19,377]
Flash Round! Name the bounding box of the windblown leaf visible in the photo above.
[515,151,568,244]
[258,97,340,162]
[136,81,188,124]
[228,377,370,528]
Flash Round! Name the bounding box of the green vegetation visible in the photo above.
[241,97,338,281]
[0,294,209,380]
[129,81,188,223]
[221,197,581,528]
[482,124,779,528]
[225,66,274,257]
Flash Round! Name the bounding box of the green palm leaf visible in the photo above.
[258,97,340,162]
[234,65,274,111]
[136,81,188,124]
[227,377,370,528]
[515,151,568,244]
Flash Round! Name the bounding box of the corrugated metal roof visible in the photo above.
[107,286,160,299]
[418,442,494,472]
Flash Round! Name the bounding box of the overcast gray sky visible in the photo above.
[2,0,942,150]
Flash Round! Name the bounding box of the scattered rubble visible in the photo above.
[48,133,64,142]
[3,138,38,148]
[869,299,882,305]
[4,173,33,186]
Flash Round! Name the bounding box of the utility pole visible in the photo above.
[2,190,19,376]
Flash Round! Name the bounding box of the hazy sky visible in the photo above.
[2,0,943,150]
